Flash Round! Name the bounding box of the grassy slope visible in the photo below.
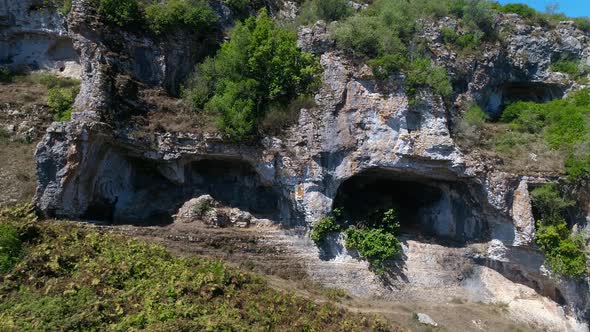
[0,205,395,331]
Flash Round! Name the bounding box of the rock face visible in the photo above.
[174,194,258,228]
[0,0,80,77]
[30,1,590,328]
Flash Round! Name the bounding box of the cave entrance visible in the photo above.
[484,82,564,118]
[83,155,281,225]
[186,159,280,217]
[332,169,487,242]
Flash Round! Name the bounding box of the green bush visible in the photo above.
[298,0,352,25]
[573,17,590,32]
[367,54,406,80]
[551,59,581,76]
[184,9,321,141]
[345,227,401,274]
[531,184,586,278]
[47,87,78,121]
[61,0,72,15]
[405,57,452,99]
[97,0,142,27]
[545,238,587,277]
[144,0,218,35]
[464,104,487,127]
[496,3,537,19]
[0,224,22,274]
[310,209,342,244]
[0,66,12,83]
[310,207,402,275]
[441,27,458,43]
[332,1,455,99]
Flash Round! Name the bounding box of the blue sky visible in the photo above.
[497,0,590,18]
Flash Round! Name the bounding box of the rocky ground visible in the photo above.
[87,217,581,332]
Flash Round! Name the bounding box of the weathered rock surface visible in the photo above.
[28,2,590,329]
[0,0,80,77]
[416,313,438,327]
[174,195,261,228]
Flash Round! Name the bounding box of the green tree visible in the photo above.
[184,9,321,140]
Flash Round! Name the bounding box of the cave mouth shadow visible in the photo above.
[318,168,489,283]
[331,169,481,243]
[83,157,282,226]
[483,82,564,119]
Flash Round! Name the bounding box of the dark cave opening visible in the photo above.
[483,82,564,118]
[332,169,488,242]
[186,159,280,217]
[83,156,281,225]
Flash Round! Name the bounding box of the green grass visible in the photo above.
[0,204,393,331]
[13,72,79,89]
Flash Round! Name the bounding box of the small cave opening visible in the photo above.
[483,82,564,118]
[332,169,488,243]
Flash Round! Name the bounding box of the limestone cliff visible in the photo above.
[23,0,590,329]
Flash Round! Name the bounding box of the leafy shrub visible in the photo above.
[47,87,78,121]
[311,207,402,275]
[0,224,22,274]
[368,54,406,80]
[0,66,12,83]
[440,27,459,43]
[496,3,537,19]
[97,0,142,27]
[405,57,452,99]
[464,104,487,127]
[456,33,479,49]
[551,59,589,82]
[531,184,586,278]
[310,208,342,244]
[461,0,497,37]
[144,0,218,35]
[344,207,402,274]
[298,0,352,25]
[184,10,321,141]
[573,17,590,32]
[345,228,400,274]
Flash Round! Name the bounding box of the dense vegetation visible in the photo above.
[311,208,402,274]
[497,89,590,180]
[92,0,218,35]
[183,10,321,141]
[330,0,470,100]
[531,185,587,277]
[0,204,392,331]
